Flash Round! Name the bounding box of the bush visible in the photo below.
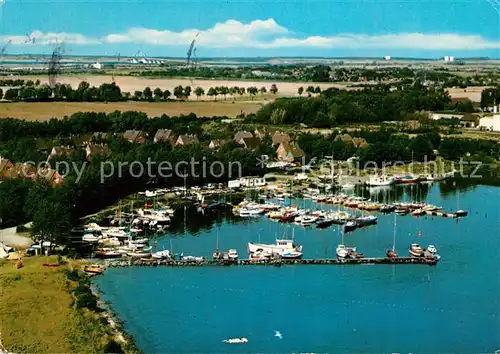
[102,339,125,354]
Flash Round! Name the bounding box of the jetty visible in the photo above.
[105,256,439,268]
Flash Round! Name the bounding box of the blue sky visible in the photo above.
[0,0,499,58]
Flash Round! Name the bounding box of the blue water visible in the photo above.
[94,183,500,353]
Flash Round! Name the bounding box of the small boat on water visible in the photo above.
[408,243,424,257]
[412,209,426,216]
[395,208,409,216]
[238,208,264,217]
[248,239,302,256]
[455,209,468,217]
[386,249,398,258]
[82,234,100,243]
[398,175,419,184]
[380,204,396,213]
[95,249,122,259]
[366,175,393,186]
[424,244,441,261]
[316,218,334,229]
[83,264,105,274]
[282,250,303,259]
[336,244,363,259]
[343,221,358,232]
[228,249,239,260]
[355,215,377,226]
[222,338,248,344]
[152,250,171,259]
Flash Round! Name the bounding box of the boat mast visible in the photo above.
[392,212,397,251]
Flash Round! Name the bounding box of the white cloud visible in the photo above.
[2,19,499,50]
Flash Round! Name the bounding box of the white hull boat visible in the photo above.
[248,239,302,256]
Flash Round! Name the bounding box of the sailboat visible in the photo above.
[336,226,361,259]
[455,188,468,217]
[386,213,398,258]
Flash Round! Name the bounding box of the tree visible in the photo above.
[207,87,218,101]
[133,90,143,100]
[194,87,205,100]
[173,85,184,99]
[218,86,228,100]
[314,86,321,94]
[153,87,163,101]
[306,86,315,94]
[270,84,278,95]
[183,86,192,99]
[247,87,258,99]
[4,88,19,101]
[31,199,72,251]
[0,88,3,100]
[298,86,304,96]
[259,86,267,95]
[163,89,171,100]
[143,87,153,101]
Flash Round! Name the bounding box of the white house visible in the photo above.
[228,177,266,189]
[91,62,103,70]
[479,114,500,132]
[430,113,464,121]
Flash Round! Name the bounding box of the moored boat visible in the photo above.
[248,239,302,256]
[408,243,424,257]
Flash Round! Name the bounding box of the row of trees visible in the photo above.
[0,80,280,103]
[247,85,453,127]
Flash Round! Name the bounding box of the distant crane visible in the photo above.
[48,40,65,88]
[0,39,11,56]
[186,32,199,67]
[25,33,36,44]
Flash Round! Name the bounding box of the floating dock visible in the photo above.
[105,257,438,268]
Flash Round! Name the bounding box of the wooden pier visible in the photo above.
[104,256,438,268]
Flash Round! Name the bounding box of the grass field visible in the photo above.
[0,100,263,120]
[0,256,127,353]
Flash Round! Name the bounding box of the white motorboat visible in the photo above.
[130,237,149,244]
[300,215,318,226]
[98,237,121,247]
[355,215,378,226]
[408,243,424,257]
[248,239,302,256]
[336,244,357,259]
[103,228,129,239]
[424,245,441,261]
[366,175,393,186]
[222,337,248,344]
[127,250,152,258]
[82,234,100,243]
[228,249,239,260]
[238,208,264,217]
[152,250,171,259]
[137,209,171,223]
[282,250,303,259]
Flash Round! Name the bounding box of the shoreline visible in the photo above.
[90,281,141,353]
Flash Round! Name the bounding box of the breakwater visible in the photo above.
[105,256,438,268]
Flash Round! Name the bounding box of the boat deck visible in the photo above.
[105,256,438,268]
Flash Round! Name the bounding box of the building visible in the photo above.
[176,134,199,146]
[153,129,173,143]
[351,137,369,148]
[91,62,103,69]
[0,158,13,178]
[334,134,353,144]
[91,132,108,142]
[85,144,110,161]
[272,131,291,146]
[479,114,500,132]
[37,167,64,186]
[234,131,253,143]
[276,141,305,162]
[208,139,228,149]
[429,113,464,121]
[5,163,37,181]
[47,146,74,161]
[238,137,260,150]
[459,114,481,128]
[123,130,146,144]
[384,56,391,61]
[228,176,266,189]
